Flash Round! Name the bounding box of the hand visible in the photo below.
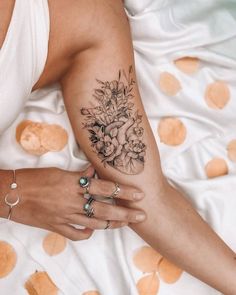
[9,166,146,241]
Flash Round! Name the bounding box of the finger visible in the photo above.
[54,224,94,241]
[81,165,95,178]
[66,213,109,230]
[88,179,145,201]
[78,200,146,223]
[103,220,129,230]
[67,213,128,230]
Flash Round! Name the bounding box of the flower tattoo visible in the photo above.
[81,66,146,175]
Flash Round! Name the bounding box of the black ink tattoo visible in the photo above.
[81,66,146,175]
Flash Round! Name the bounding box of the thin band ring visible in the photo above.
[86,207,95,218]
[4,194,20,220]
[104,220,111,230]
[109,183,120,199]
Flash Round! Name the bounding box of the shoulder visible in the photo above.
[35,0,127,89]
[47,0,127,53]
[0,0,15,49]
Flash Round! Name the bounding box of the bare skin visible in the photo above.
[0,0,147,239]
[0,167,146,240]
[1,0,236,294]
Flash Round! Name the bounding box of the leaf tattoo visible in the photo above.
[81,66,146,175]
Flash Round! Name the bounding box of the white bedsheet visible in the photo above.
[0,1,236,294]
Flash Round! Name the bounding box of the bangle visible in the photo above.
[4,170,20,220]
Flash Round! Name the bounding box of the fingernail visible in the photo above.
[133,192,145,200]
[136,214,146,222]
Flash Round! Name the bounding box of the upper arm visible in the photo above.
[48,0,129,53]
[60,0,164,199]
[37,0,129,88]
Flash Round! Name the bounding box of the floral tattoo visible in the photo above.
[81,66,146,175]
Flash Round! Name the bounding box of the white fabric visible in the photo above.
[0,0,236,294]
[0,0,49,134]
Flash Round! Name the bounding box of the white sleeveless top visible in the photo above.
[0,0,49,134]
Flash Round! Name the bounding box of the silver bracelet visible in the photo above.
[4,170,20,220]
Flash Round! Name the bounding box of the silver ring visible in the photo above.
[104,220,111,230]
[109,183,120,199]
[79,176,90,194]
[4,194,20,220]
[83,196,95,218]
[86,207,95,218]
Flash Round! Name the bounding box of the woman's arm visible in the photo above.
[61,1,236,293]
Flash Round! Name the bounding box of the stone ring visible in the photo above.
[79,176,90,194]
[83,196,95,218]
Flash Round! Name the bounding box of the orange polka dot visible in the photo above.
[18,121,68,156]
[20,123,48,156]
[43,232,67,256]
[133,246,162,273]
[40,124,68,152]
[227,140,236,162]
[205,81,230,109]
[83,291,101,295]
[158,117,186,146]
[25,271,58,295]
[136,273,160,295]
[159,72,181,96]
[205,158,228,179]
[15,120,33,143]
[0,241,17,278]
[158,258,183,284]
[174,57,199,74]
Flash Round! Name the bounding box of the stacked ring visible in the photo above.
[79,176,90,194]
[83,196,95,218]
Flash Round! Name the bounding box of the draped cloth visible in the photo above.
[0,0,235,294]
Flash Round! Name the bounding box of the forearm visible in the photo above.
[0,167,94,240]
[61,1,236,293]
[132,182,236,294]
